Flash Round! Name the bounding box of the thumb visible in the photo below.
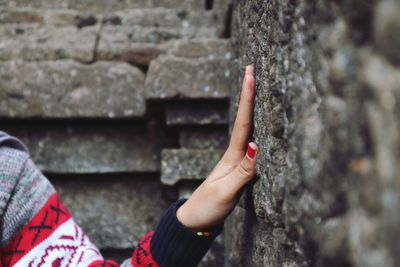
[220,142,258,195]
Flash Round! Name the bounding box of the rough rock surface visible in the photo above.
[0,60,145,118]
[0,0,232,265]
[96,42,168,66]
[4,122,163,173]
[52,176,169,249]
[166,101,229,125]
[179,129,228,149]
[73,0,204,12]
[0,0,199,10]
[145,55,232,99]
[0,8,79,25]
[161,148,224,185]
[3,0,399,266]
[169,39,232,58]
[226,0,400,266]
[0,24,99,62]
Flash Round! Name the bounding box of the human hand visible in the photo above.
[176,65,258,231]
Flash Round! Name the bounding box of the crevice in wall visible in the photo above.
[205,0,214,10]
[165,126,180,149]
[222,4,234,38]
[76,14,98,29]
[91,17,104,64]
[145,100,167,122]
[338,0,374,44]
[135,64,149,74]
[145,100,179,150]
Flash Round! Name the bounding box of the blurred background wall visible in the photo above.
[0,0,233,265]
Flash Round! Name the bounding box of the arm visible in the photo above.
[135,65,258,267]
[176,65,257,231]
[0,65,257,267]
[0,147,218,267]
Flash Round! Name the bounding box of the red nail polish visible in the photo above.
[247,144,256,159]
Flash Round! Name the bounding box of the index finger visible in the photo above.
[229,65,255,153]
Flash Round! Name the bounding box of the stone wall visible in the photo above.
[2,0,400,266]
[0,0,233,265]
[226,0,400,266]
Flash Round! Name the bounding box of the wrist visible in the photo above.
[176,201,224,238]
[176,202,199,231]
[151,199,222,267]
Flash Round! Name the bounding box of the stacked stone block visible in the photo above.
[0,0,233,265]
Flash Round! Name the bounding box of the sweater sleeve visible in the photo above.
[129,199,222,267]
[0,143,221,267]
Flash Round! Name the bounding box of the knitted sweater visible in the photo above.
[0,131,221,267]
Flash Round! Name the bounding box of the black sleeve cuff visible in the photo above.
[150,199,223,267]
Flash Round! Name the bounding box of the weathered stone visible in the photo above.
[360,52,400,96]
[213,0,233,11]
[166,102,229,125]
[0,0,233,10]
[4,123,162,173]
[227,0,400,266]
[0,0,214,10]
[0,60,146,118]
[52,176,169,249]
[98,8,224,50]
[0,0,69,9]
[75,0,201,12]
[146,56,232,99]
[96,42,168,66]
[179,128,228,148]
[318,19,349,54]
[312,217,348,261]
[100,25,218,48]
[224,204,248,267]
[103,8,218,29]
[200,235,225,267]
[44,9,79,25]
[161,149,224,185]
[0,25,98,62]
[0,8,78,25]
[374,0,400,66]
[169,39,232,58]
[269,103,286,139]
[3,0,400,267]
[0,8,43,23]
[178,182,198,199]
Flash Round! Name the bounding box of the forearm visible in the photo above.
[147,199,222,267]
[0,143,220,267]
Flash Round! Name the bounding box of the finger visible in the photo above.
[219,142,258,196]
[229,65,255,153]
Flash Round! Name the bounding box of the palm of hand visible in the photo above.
[177,65,258,231]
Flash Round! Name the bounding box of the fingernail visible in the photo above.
[245,64,254,76]
[245,65,251,75]
[247,143,256,159]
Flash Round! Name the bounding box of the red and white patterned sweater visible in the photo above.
[1,193,157,267]
[0,131,220,267]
